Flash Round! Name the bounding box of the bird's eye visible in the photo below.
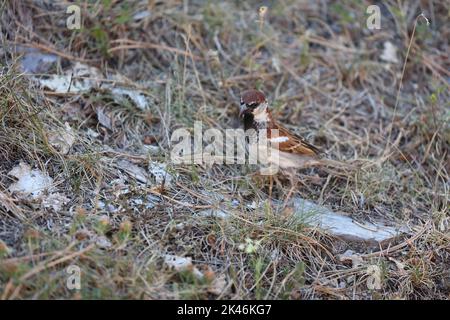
[247,103,258,108]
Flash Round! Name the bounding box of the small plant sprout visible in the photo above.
[96,215,110,234]
[258,6,268,31]
[239,238,262,254]
[117,220,133,243]
[0,240,12,257]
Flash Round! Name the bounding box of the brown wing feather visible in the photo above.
[269,123,323,157]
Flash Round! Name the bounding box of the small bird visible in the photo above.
[239,89,355,202]
[239,89,324,171]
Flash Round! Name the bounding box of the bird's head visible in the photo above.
[239,90,269,122]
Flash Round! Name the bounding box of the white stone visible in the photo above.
[288,197,404,244]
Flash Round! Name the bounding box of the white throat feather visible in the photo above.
[252,102,269,123]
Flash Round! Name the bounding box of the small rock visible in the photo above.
[96,200,105,209]
[231,199,240,207]
[95,236,112,249]
[117,159,148,184]
[42,193,70,212]
[286,197,404,245]
[164,254,203,279]
[20,49,57,73]
[131,198,143,206]
[133,10,151,21]
[142,145,160,155]
[196,209,230,219]
[8,162,53,198]
[149,161,173,186]
[380,41,399,64]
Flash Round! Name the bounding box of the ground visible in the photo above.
[0,0,449,299]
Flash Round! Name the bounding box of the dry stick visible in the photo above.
[384,14,430,156]
[108,39,202,60]
[422,54,450,77]
[1,251,56,265]
[305,35,369,54]
[146,188,212,209]
[248,259,273,293]
[184,25,207,109]
[273,264,301,298]
[0,193,27,221]
[162,78,173,147]
[175,182,214,203]
[361,221,431,259]
[225,72,279,83]
[181,28,189,107]
[421,57,450,88]
[267,226,334,260]
[14,41,96,63]
[258,6,268,32]
[264,261,278,299]
[311,284,347,299]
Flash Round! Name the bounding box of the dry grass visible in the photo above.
[0,0,449,299]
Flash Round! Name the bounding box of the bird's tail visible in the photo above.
[317,158,354,168]
[316,158,359,176]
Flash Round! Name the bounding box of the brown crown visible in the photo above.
[240,90,266,105]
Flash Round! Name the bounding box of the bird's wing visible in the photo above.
[268,124,323,157]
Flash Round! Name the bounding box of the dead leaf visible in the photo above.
[388,257,408,276]
[116,159,148,184]
[338,250,365,268]
[37,62,102,93]
[111,87,150,110]
[42,193,70,211]
[96,107,113,130]
[35,62,153,111]
[48,122,76,155]
[208,274,227,295]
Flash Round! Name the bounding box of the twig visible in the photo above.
[385,13,430,153]
[108,39,202,60]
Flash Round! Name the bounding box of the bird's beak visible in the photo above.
[239,104,247,118]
